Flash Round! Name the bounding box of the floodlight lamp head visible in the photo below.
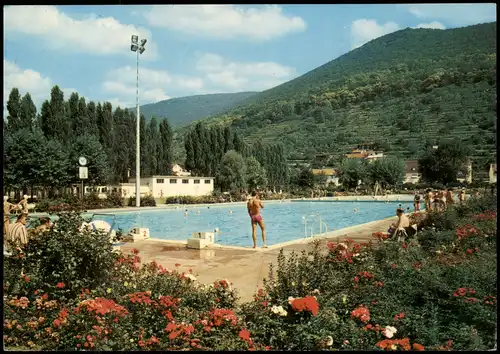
[139,46,146,54]
[131,44,138,52]
[140,39,147,46]
[131,35,138,44]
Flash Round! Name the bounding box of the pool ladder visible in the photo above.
[302,214,328,239]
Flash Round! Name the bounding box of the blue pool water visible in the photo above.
[101,200,416,247]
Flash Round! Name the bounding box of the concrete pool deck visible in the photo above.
[117,214,402,304]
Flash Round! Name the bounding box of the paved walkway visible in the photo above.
[118,215,398,304]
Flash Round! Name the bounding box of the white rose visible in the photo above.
[288,296,295,304]
[383,326,397,339]
[326,336,333,346]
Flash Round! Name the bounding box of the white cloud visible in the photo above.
[4,59,53,106]
[3,59,81,117]
[102,66,174,107]
[144,5,306,41]
[406,4,496,27]
[4,5,158,59]
[195,53,296,92]
[350,19,400,49]
[413,21,446,30]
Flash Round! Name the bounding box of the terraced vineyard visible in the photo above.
[185,22,496,174]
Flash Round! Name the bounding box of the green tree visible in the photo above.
[296,168,316,189]
[19,93,36,130]
[366,157,405,191]
[3,128,45,193]
[6,88,22,133]
[49,85,69,144]
[158,119,174,174]
[338,159,366,190]
[147,117,160,175]
[38,139,72,196]
[219,150,247,192]
[245,156,268,191]
[419,140,472,184]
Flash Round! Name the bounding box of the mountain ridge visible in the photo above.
[133,91,258,127]
[178,22,496,172]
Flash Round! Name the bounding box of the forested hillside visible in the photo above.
[136,92,257,128]
[198,22,497,171]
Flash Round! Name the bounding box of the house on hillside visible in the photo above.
[345,148,384,162]
[312,168,340,186]
[172,164,191,177]
[456,159,473,184]
[129,175,214,198]
[489,163,497,183]
[404,160,421,184]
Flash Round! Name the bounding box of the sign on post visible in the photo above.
[79,166,88,179]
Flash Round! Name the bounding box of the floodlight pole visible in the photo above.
[131,35,146,207]
[135,47,141,208]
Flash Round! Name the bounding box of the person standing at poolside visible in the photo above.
[4,196,17,235]
[413,191,421,212]
[459,189,466,204]
[247,191,267,249]
[445,188,455,208]
[17,195,29,215]
[424,189,433,212]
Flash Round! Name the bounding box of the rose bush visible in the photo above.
[4,196,496,350]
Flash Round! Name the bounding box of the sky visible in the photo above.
[3,4,497,110]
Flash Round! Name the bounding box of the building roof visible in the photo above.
[312,168,338,176]
[346,153,367,159]
[404,160,420,174]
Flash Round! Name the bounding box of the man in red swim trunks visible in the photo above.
[247,191,267,249]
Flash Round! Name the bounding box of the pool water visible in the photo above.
[106,200,416,247]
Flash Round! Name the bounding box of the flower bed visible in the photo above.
[4,196,497,351]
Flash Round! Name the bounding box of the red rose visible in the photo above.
[56,282,65,289]
[239,329,251,341]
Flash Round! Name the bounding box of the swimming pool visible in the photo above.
[103,200,416,247]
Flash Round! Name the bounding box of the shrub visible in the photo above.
[165,195,217,204]
[128,195,157,207]
[4,211,119,299]
[103,192,125,208]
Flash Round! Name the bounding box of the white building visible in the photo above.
[404,160,421,184]
[129,175,215,198]
[456,159,473,184]
[311,168,341,186]
[489,163,497,184]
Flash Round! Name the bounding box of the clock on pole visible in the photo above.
[78,156,87,166]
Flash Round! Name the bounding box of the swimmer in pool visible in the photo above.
[354,208,358,213]
[247,190,266,249]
